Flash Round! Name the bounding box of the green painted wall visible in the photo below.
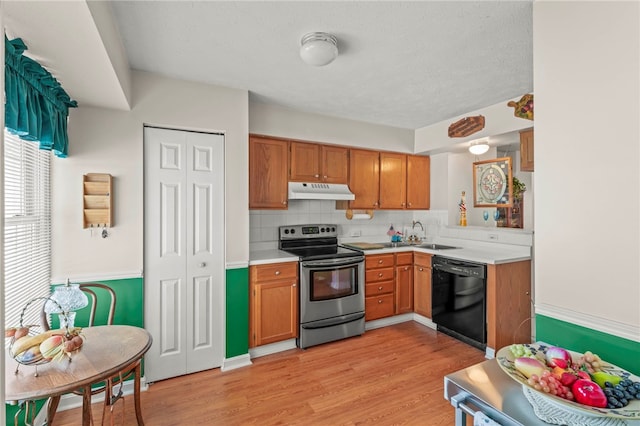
[225,267,249,358]
[6,277,144,426]
[536,314,640,376]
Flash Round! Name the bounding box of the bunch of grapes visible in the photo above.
[604,379,640,409]
[509,344,533,358]
[527,370,575,402]
[574,350,603,373]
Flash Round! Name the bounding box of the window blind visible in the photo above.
[4,132,52,335]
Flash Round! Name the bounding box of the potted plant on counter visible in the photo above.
[512,176,526,201]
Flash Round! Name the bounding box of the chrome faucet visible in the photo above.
[408,221,424,244]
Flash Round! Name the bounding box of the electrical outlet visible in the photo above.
[488,233,498,241]
[350,230,361,237]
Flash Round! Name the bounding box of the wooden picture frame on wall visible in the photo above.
[473,157,513,207]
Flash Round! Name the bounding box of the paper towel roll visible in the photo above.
[352,213,371,220]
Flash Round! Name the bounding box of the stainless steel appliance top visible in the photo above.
[278,224,363,261]
[444,359,548,425]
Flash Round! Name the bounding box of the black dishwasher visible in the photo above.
[431,256,486,350]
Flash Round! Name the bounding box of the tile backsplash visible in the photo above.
[250,200,533,251]
[250,200,446,250]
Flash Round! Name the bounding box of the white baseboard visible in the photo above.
[32,377,148,424]
[365,313,414,330]
[411,313,437,330]
[221,353,252,371]
[249,339,297,359]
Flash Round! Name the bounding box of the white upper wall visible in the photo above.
[249,101,415,152]
[52,71,248,280]
[414,96,532,155]
[534,2,640,339]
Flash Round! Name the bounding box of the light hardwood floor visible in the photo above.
[52,322,486,425]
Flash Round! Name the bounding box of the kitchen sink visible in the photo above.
[417,243,459,250]
[378,242,410,248]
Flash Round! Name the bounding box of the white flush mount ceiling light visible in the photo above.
[468,138,490,155]
[300,32,338,66]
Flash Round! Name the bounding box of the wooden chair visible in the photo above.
[41,283,129,425]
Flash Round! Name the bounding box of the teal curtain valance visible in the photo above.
[4,36,78,158]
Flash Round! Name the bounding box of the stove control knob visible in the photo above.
[321,227,325,233]
[291,229,296,234]
[284,229,290,234]
[331,227,336,232]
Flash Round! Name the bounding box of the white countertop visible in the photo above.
[249,249,299,265]
[249,239,530,265]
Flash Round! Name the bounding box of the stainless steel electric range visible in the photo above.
[279,224,365,349]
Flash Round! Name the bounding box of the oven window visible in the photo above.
[310,266,357,301]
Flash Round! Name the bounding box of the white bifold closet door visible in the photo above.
[144,126,224,382]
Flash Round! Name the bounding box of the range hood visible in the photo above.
[288,182,355,200]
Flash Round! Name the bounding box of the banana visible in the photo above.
[11,327,81,356]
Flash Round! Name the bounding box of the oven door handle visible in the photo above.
[301,256,364,268]
[301,312,365,330]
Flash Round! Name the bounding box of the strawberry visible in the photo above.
[560,372,578,386]
[551,358,568,369]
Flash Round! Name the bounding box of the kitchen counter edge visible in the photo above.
[249,246,529,265]
[249,249,299,266]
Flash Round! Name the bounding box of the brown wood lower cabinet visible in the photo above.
[249,262,298,347]
[364,253,395,320]
[486,260,532,350]
[413,252,432,318]
[395,252,414,314]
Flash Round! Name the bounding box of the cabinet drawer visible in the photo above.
[365,267,394,283]
[365,294,395,320]
[413,252,432,268]
[365,280,394,296]
[366,254,395,269]
[251,262,298,282]
[395,252,413,266]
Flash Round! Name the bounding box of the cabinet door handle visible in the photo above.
[292,283,297,287]
[378,286,383,290]
[378,273,383,277]
[408,202,412,207]
[275,270,280,275]
[314,174,319,178]
[282,201,287,205]
[419,267,423,272]
[401,202,405,206]
[378,260,383,264]
[404,267,409,271]
[323,175,327,179]
[378,299,383,304]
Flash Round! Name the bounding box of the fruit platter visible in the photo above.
[497,343,640,421]
[5,296,85,375]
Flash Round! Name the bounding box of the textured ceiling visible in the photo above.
[110,1,533,130]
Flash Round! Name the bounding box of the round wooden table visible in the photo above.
[5,325,152,425]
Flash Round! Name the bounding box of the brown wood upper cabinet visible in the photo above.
[379,152,407,209]
[249,135,288,209]
[289,142,348,184]
[520,128,534,172]
[406,155,430,209]
[349,148,381,209]
[350,149,430,210]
